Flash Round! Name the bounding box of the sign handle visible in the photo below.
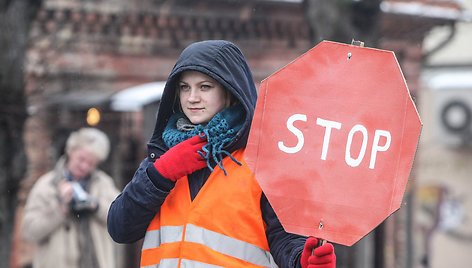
[317,239,327,247]
[351,39,365,47]
[312,221,327,253]
[312,238,327,255]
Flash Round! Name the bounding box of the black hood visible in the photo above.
[148,40,257,153]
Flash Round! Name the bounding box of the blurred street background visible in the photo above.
[1,0,471,267]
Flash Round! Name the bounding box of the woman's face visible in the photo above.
[179,70,229,125]
[66,147,99,180]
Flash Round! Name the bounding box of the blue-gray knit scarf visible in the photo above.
[162,104,245,175]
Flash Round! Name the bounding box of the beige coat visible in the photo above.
[22,158,120,268]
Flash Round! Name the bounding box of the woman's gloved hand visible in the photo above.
[300,237,336,268]
[154,135,208,181]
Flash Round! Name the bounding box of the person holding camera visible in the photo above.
[22,128,120,268]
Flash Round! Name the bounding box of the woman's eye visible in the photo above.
[179,84,190,91]
[201,84,212,90]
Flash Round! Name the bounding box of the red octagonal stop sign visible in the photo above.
[245,41,422,246]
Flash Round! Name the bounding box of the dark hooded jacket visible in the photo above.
[107,40,306,267]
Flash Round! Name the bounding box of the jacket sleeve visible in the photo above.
[90,171,121,225]
[107,158,175,243]
[22,175,67,243]
[261,193,307,268]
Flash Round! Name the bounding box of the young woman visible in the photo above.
[107,40,336,268]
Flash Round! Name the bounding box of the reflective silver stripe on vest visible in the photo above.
[143,224,278,267]
[141,265,158,268]
[142,225,184,250]
[142,259,222,268]
[141,258,180,268]
[180,259,225,268]
[184,223,277,268]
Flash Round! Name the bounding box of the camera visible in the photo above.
[69,181,96,213]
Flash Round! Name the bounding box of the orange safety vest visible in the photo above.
[140,149,278,268]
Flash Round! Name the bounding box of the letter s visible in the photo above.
[278,114,307,154]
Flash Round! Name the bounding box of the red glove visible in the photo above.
[300,237,336,268]
[154,135,207,181]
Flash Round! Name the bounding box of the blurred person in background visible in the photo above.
[22,127,120,268]
[107,40,336,268]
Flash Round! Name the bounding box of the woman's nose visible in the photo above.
[188,89,200,102]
